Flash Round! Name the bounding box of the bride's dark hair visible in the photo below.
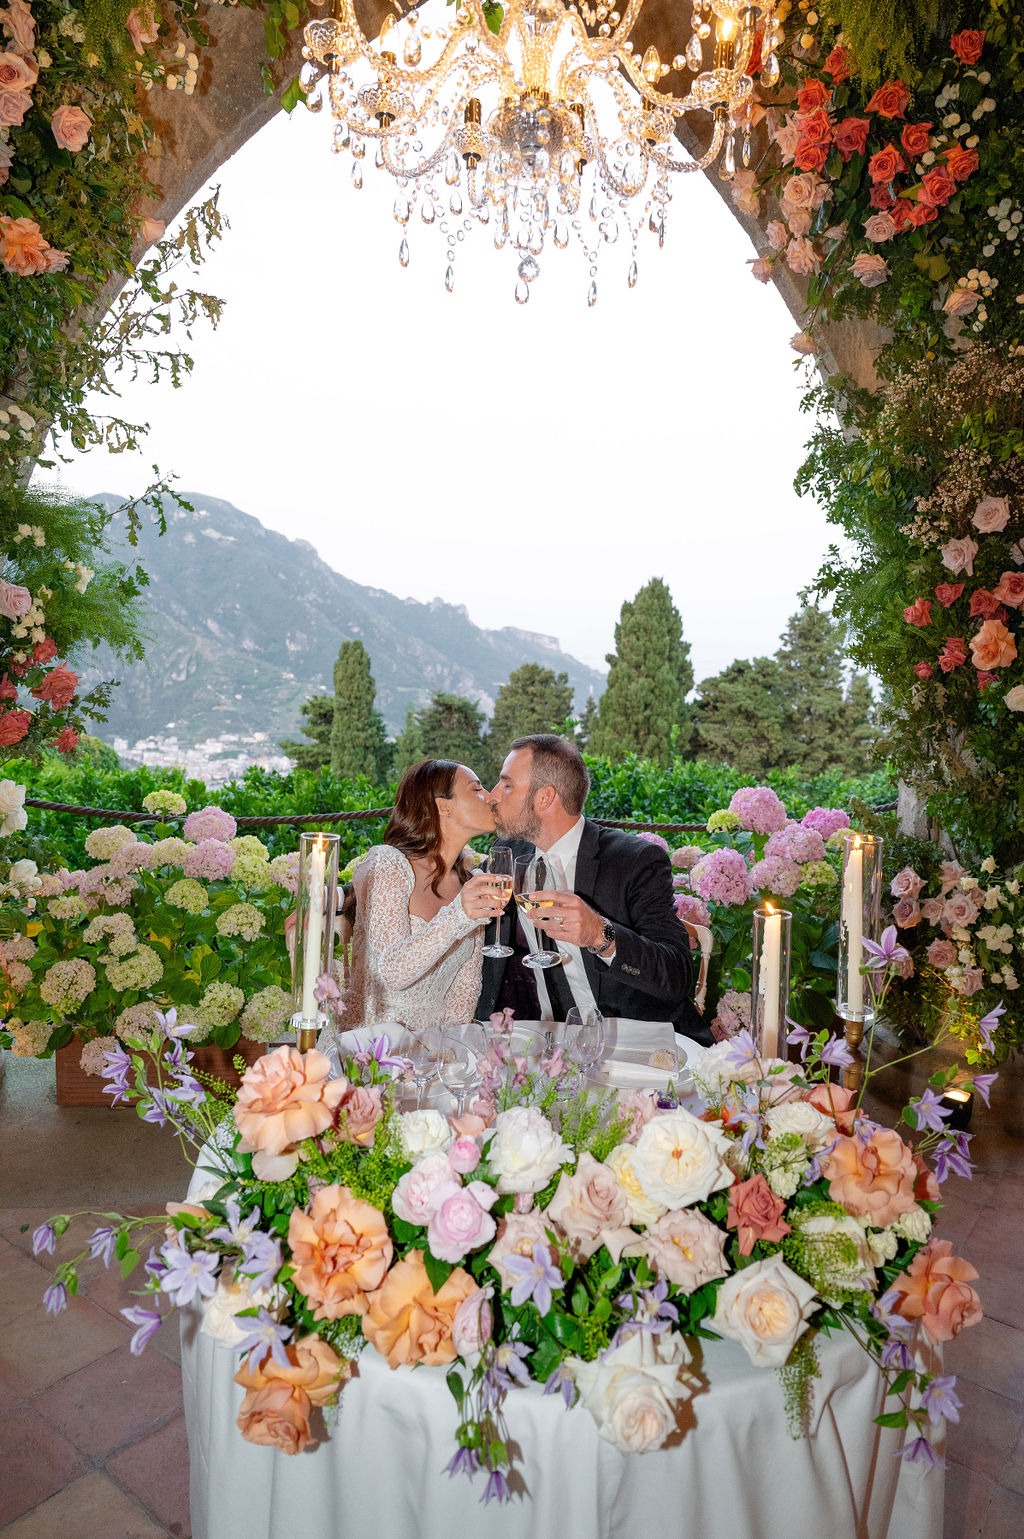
[384,759,472,897]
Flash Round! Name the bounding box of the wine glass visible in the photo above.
[482,845,514,959]
[513,854,563,970]
[438,1030,479,1115]
[562,1007,606,1078]
[401,1026,443,1108]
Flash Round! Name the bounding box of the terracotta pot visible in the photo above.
[53,1038,267,1109]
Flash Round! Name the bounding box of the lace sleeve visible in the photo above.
[445,931,484,1023]
[357,845,479,991]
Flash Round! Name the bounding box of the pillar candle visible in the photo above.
[301,836,327,1022]
[843,835,864,1017]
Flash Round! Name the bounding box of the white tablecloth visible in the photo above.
[181,1311,941,1539]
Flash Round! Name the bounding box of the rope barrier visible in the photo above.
[23,797,900,834]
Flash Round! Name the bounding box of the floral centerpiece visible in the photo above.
[0,792,298,1067]
[36,941,995,1496]
[668,785,849,1037]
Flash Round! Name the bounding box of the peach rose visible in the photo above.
[0,87,30,127]
[786,236,820,275]
[0,215,52,275]
[887,1239,982,1343]
[139,216,165,244]
[972,496,1010,534]
[993,571,1024,608]
[0,48,36,91]
[892,896,921,927]
[864,212,897,242]
[287,1183,393,1321]
[545,1152,634,1261]
[786,206,812,237]
[820,1127,918,1226]
[234,1046,348,1178]
[970,619,1017,671]
[235,1334,349,1454]
[337,1082,384,1146]
[805,1082,858,1131]
[866,80,910,118]
[126,4,159,54]
[901,122,932,158]
[852,252,889,287]
[1,0,35,54]
[835,116,870,159]
[51,105,91,153]
[1006,685,1024,711]
[362,1249,476,1368]
[779,172,824,210]
[941,536,978,576]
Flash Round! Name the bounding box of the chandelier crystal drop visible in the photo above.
[301,0,778,301]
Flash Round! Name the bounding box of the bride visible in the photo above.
[339,759,506,1033]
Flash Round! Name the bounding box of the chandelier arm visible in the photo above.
[329,0,479,94]
[591,133,650,200]
[647,114,727,172]
[380,128,459,179]
[562,0,646,64]
[617,51,711,116]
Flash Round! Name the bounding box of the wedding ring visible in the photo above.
[557,916,565,927]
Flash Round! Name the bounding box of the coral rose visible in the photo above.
[362,1249,476,1367]
[887,1239,982,1343]
[993,571,1024,608]
[793,139,829,173]
[950,30,985,65]
[235,1335,348,1455]
[934,582,964,608]
[726,1174,791,1256]
[970,619,1016,671]
[53,726,79,753]
[901,122,932,158]
[31,663,78,710]
[288,1184,393,1320]
[868,144,906,184]
[972,496,1010,534]
[866,80,910,118]
[903,597,932,628]
[835,116,870,159]
[234,1046,348,1178]
[919,166,957,208]
[914,661,933,681]
[969,589,1006,621]
[796,107,833,146]
[51,105,91,153]
[944,145,979,182]
[0,709,31,746]
[823,45,850,82]
[820,1127,918,1227]
[796,79,831,113]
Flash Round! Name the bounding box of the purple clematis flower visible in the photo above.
[977,1003,1004,1054]
[862,926,910,970]
[236,1309,295,1371]
[482,1469,511,1505]
[920,1375,962,1426]
[155,1008,198,1041]
[725,1030,759,1070]
[239,1233,283,1293]
[503,1243,563,1317]
[101,1044,132,1105]
[909,1088,953,1134]
[898,1435,943,1468]
[158,1240,219,1307]
[443,1446,481,1479]
[122,1304,163,1356]
[210,1200,260,1249]
[32,1222,56,1256]
[787,1023,812,1061]
[934,1131,973,1183]
[542,1362,576,1408]
[87,1225,117,1268]
[970,1073,997,1108]
[820,1035,856,1070]
[43,1282,68,1316]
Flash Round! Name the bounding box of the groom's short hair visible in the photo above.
[510,734,590,817]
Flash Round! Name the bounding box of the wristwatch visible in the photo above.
[587,920,616,957]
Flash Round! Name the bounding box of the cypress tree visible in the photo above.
[692,658,788,775]
[484,664,574,779]
[329,641,391,782]
[392,704,426,778]
[589,578,693,765]
[775,604,850,775]
[416,691,486,768]
[280,693,334,771]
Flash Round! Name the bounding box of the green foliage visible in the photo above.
[329,641,391,783]
[818,0,957,82]
[414,691,486,768]
[280,693,334,772]
[589,579,694,766]
[484,664,574,781]
[776,604,863,777]
[694,658,790,775]
[391,704,426,779]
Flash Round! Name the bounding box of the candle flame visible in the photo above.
[852,834,862,850]
[314,833,327,852]
[764,900,777,915]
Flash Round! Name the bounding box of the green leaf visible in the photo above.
[482,0,503,34]
[875,1410,909,1428]
[120,1247,140,1278]
[446,1368,464,1406]
[423,1250,453,1294]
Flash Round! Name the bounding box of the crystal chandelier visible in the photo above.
[301,0,779,302]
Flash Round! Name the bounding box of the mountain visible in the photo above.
[80,493,606,748]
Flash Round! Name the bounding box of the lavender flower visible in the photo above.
[209,1200,260,1249]
[934,1131,974,1183]
[43,1282,68,1315]
[239,1233,283,1293]
[236,1309,295,1371]
[613,1278,678,1341]
[971,1073,997,1108]
[898,1436,943,1468]
[483,1469,511,1505]
[444,1446,481,1479]
[32,1222,56,1256]
[158,1240,219,1306]
[920,1375,962,1425]
[122,1305,163,1355]
[862,926,910,970]
[542,1362,576,1408]
[87,1225,117,1268]
[155,1007,197,1041]
[909,1088,953,1134]
[787,1023,812,1061]
[820,1035,856,1070]
[101,1044,132,1105]
[978,1003,1004,1054]
[503,1243,564,1316]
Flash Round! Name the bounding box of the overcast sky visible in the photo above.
[44,67,836,685]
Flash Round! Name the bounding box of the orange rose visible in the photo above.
[824,45,850,83]
[993,572,1024,609]
[362,1249,476,1368]
[950,30,985,66]
[234,1046,348,1176]
[793,139,829,172]
[866,80,910,118]
[900,122,932,158]
[970,619,1017,671]
[868,144,906,184]
[944,144,979,182]
[835,116,870,159]
[796,80,831,114]
[288,1183,393,1321]
[805,1081,858,1133]
[887,1239,982,1343]
[235,1334,349,1454]
[820,1127,917,1227]
[919,165,957,207]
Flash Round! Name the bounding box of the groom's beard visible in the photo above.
[493,792,541,844]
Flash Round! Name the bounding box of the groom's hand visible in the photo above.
[535,892,608,950]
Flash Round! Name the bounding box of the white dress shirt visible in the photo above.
[518,818,608,1021]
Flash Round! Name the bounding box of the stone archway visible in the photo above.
[144,3,886,392]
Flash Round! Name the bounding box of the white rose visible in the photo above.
[891,1206,933,1244]
[0,779,27,837]
[398,1109,453,1161]
[201,1266,280,1346]
[710,1254,819,1368]
[631,1108,734,1209]
[794,1212,876,1298]
[569,1330,699,1454]
[9,858,40,889]
[765,1101,836,1151]
[604,1144,668,1226]
[485,1106,572,1194]
[867,1228,900,1266]
[765,1163,803,1199]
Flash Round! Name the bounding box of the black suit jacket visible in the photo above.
[477,821,711,1045]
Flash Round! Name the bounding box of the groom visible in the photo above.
[477,734,710,1044]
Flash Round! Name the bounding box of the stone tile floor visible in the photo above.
[1,1037,1022,1539]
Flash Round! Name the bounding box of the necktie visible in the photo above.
[534,857,575,1021]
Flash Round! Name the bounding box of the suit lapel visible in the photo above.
[575,820,603,999]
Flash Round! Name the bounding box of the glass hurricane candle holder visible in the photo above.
[750,905,792,1060]
[291,832,341,1051]
[835,832,884,1028]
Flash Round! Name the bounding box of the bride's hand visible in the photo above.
[460,871,508,923]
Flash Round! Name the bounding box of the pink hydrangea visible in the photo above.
[674,892,712,928]
[710,989,751,1042]
[800,807,851,839]
[182,805,238,842]
[765,822,827,865]
[749,856,803,898]
[728,786,788,835]
[636,831,669,854]
[182,839,237,882]
[109,840,160,877]
[671,845,705,871]
[690,848,754,906]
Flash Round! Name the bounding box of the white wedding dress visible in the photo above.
[338,844,483,1034]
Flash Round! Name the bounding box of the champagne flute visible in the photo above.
[513,854,563,970]
[563,1007,606,1078]
[482,845,514,959]
[438,1029,478,1115]
[402,1026,443,1109]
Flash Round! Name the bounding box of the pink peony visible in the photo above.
[801,807,850,838]
[972,496,1010,534]
[852,253,890,287]
[729,786,787,835]
[690,848,754,907]
[941,537,978,576]
[392,1153,457,1226]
